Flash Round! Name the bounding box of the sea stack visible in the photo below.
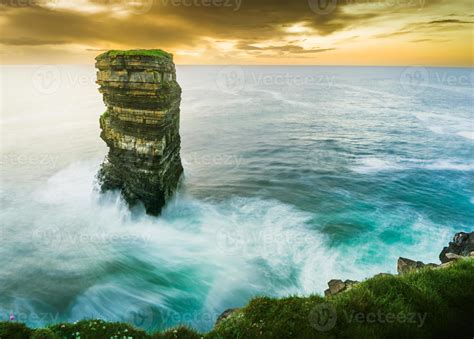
[95,49,183,215]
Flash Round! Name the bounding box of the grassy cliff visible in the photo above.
[1,259,473,338]
[96,49,173,60]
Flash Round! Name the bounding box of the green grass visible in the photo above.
[2,259,473,338]
[97,49,173,60]
[100,110,110,119]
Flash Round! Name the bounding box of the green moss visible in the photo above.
[48,319,149,338]
[101,110,110,119]
[0,322,31,338]
[1,259,473,338]
[31,328,58,339]
[97,49,173,60]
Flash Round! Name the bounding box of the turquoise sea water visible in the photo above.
[0,66,473,331]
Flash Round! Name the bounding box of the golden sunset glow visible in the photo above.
[0,0,472,65]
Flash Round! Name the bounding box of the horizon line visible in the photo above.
[1,63,473,68]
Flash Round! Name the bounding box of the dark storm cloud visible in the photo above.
[376,15,472,39]
[0,0,383,49]
[0,37,70,45]
[236,43,334,54]
[0,0,467,63]
[426,19,472,25]
[0,4,199,48]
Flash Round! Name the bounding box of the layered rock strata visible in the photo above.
[96,50,183,215]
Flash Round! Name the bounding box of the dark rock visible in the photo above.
[95,50,183,215]
[445,253,463,261]
[325,279,359,297]
[328,279,346,295]
[215,308,239,326]
[397,257,426,275]
[439,232,474,263]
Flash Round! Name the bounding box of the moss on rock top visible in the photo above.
[97,49,173,60]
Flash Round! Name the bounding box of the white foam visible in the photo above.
[425,160,474,171]
[352,157,474,173]
[412,111,473,140]
[352,157,401,174]
[1,160,465,330]
[457,130,474,141]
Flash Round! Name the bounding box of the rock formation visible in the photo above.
[397,257,437,275]
[215,308,239,326]
[439,231,474,263]
[322,232,474,297]
[324,279,359,297]
[95,49,183,215]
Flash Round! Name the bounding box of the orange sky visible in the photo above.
[0,0,472,65]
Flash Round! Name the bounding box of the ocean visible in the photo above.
[0,65,472,332]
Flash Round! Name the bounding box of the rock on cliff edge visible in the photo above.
[95,49,183,215]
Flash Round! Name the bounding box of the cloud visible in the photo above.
[426,19,472,25]
[0,37,70,45]
[0,0,472,64]
[236,43,334,55]
[0,0,377,49]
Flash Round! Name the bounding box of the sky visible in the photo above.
[0,0,472,65]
